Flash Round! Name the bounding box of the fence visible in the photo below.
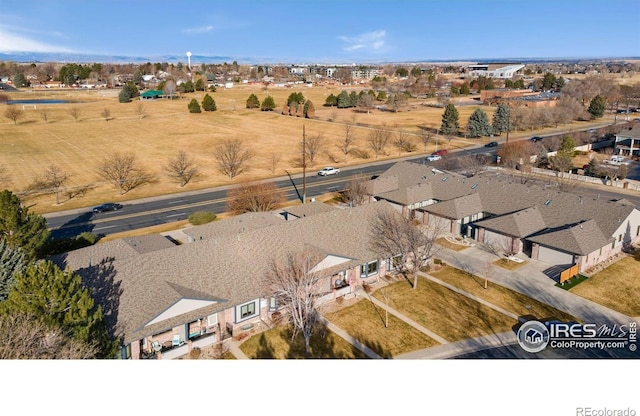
[559,264,579,283]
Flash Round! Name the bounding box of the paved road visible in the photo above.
[44,146,498,239]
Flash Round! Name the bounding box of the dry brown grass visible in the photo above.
[371,275,517,342]
[436,237,471,252]
[570,256,640,317]
[493,258,528,270]
[324,297,439,358]
[430,266,579,322]
[1,86,614,215]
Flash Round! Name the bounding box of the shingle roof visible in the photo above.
[282,201,338,219]
[527,219,610,255]
[474,206,547,238]
[60,201,401,345]
[182,211,284,241]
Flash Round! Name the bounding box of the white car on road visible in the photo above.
[425,154,442,162]
[318,167,340,176]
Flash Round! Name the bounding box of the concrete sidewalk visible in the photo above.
[395,331,518,359]
[433,245,634,326]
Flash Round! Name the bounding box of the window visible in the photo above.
[618,234,622,242]
[241,302,255,318]
[360,260,378,277]
[207,314,218,327]
[637,225,640,237]
[269,297,278,311]
[390,255,403,270]
[120,344,131,360]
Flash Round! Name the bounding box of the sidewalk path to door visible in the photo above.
[434,245,634,326]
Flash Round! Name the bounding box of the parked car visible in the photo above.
[92,203,123,213]
[485,141,498,147]
[317,166,340,176]
[530,136,543,142]
[433,149,448,156]
[425,154,442,162]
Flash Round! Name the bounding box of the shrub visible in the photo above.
[189,348,202,359]
[188,99,201,113]
[433,258,442,265]
[188,211,216,225]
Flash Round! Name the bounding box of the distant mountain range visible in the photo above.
[1,51,638,65]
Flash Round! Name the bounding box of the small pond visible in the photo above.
[7,99,73,105]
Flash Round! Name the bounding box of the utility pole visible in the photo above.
[505,102,511,145]
[302,125,306,204]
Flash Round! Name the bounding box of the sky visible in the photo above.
[1,0,638,63]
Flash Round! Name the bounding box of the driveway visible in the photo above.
[433,245,633,326]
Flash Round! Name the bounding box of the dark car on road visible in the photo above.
[92,203,123,213]
[530,136,543,142]
[485,141,498,147]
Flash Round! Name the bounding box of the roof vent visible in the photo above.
[442,177,448,182]
[544,199,551,205]
[471,184,478,189]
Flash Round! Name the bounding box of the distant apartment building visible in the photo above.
[465,63,525,79]
[351,67,380,80]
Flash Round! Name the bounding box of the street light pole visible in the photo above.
[302,125,306,204]
[505,103,511,145]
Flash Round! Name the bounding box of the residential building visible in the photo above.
[465,63,525,79]
[614,123,640,157]
[53,202,404,359]
[366,161,640,273]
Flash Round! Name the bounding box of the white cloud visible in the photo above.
[0,27,73,53]
[338,30,387,53]
[182,25,215,34]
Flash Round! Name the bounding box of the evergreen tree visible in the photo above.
[287,92,305,106]
[0,190,49,260]
[303,100,315,118]
[467,108,493,138]
[542,72,557,90]
[376,91,387,101]
[188,98,201,113]
[1,260,116,358]
[492,104,510,135]
[584,158,600,177]
[324,93,337,107]
[440,103,460,136]
[118,88,132,103]
[261,95,276,111]
[195,78,206,91]
[349,91,358,107]
[0,238,26,301]
[337,91,351,108]
[246,94,260,109]
[588,95,606,119]
[201,94,217,111]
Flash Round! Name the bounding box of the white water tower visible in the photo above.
[186,51,192,72]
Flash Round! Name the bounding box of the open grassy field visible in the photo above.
[569,255,640,317]
[1,85,617,215]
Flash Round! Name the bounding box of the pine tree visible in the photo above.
[303,100,315,118]
[588,95,606,119]
[188,98,201,113]
[202,94,217,111]
[440,103,460,136]
[246,94,260,109]
[1,260,116,357]
[467,108,493,138]
[337,91,351,108]
[0,190,49,260]
[0,238,26,301]
[324,93,337,107]
[261,95,276,111]
[492,104,510,135]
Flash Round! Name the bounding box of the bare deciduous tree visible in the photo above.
[418,128,434,152]
[369,208,443,290]
[30,164,71,204]
[68,107,81,122]
[303,133,325,167]
[269,152,281,174]
[338,122,356,163]
[458,154,490,177]
[267,250,323,355]
[4,106,25,125]
[227,181,285,215]
[367,127,391,159]
[213,138,253,179]
[341,174,370,207]
[97,152,156,195]
[135,102,146,119]
[39,108,50,123]
[165,150,200,187]
[101,108,111,121]
[0,311,98,359]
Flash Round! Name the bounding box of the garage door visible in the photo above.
[537,245,574,265]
